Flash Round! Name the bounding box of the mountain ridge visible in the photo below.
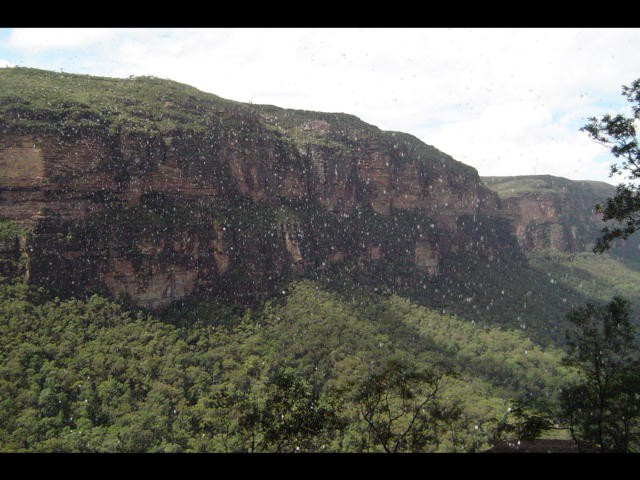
[0,67,514,309]
[1,67,638,345]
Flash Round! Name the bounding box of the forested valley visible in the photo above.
[2,69,640,453]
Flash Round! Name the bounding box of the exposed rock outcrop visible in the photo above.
[0,68,522,308]
[482,175,637,257]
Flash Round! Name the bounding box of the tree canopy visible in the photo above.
[560,296,640,452]
[582,79,640,252]
[0,280,572,452]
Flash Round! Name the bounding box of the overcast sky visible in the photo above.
[1,28,639,183]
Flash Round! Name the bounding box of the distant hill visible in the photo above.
[483,175,639,261]
[481,175,640,335]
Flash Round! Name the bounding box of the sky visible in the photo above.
[1,27,639,184]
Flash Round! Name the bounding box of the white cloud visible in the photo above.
[3,27,640,183]
[0,59,14,68]
[420,95,617,181]
[8,28,116,52]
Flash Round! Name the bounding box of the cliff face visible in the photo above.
[482,175,633,255]
[0,68,521,308]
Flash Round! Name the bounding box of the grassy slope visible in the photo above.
[0,67,239,135]
[482,175,614,200]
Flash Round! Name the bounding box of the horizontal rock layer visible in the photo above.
[482,175,630,255]
[0,69,521,307]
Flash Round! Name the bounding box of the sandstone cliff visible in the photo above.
[482,175,637,257]
[0,68,521,308]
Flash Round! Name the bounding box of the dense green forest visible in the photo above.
[3,214,640,452]
[0,278,577,452]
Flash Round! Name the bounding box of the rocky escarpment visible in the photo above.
[482,175,638,257]
[0,68,521,308]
